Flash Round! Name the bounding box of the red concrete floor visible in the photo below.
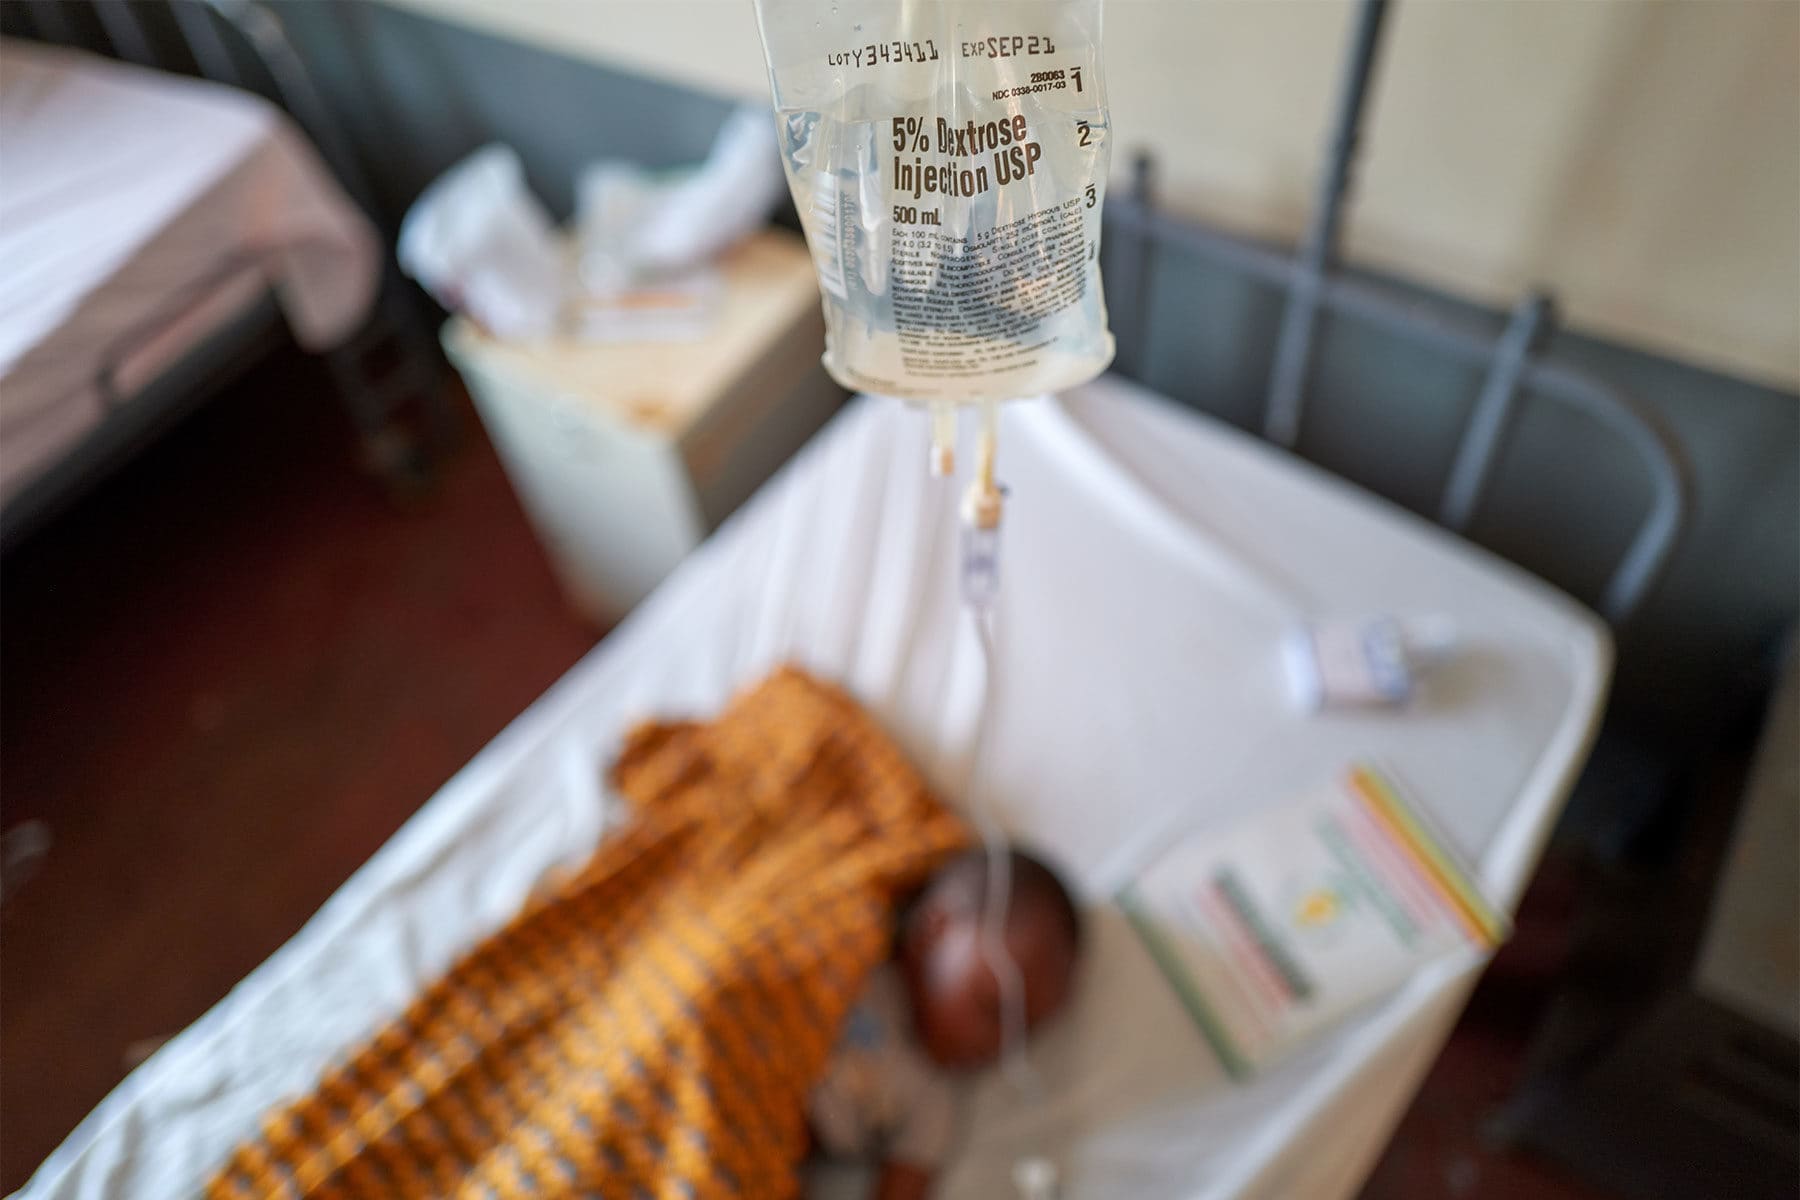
[0,351,1613,1197]
[0,355,598,1188]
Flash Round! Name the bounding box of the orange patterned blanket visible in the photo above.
[208,667,968,1199]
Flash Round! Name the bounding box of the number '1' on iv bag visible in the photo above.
[752,0,1114,406]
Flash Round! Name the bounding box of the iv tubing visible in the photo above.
[958,400,1037,1099]
[967,606,1038,1099]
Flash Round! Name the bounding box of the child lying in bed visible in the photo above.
[204,669,1054,1200]
[810,845,1082,1200]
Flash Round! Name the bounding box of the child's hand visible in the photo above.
[872,1160,933,1200]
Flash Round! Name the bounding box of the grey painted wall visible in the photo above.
[277,2,738,228]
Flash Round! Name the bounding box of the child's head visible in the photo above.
[898,845,1082,1070]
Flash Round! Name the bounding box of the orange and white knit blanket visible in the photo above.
[208,667,969,1199]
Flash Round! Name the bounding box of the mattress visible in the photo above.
[0,40,379,508]
[16,376,1609,1199]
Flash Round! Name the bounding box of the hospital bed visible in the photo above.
[0,3,444,550]
[21,373,1615,1199]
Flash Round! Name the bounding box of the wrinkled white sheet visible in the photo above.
[16,377,1609,1199]
[0,40,379,506]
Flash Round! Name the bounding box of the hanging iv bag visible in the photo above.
[752,0,1114,407]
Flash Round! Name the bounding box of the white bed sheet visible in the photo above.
[16,376,1609,1199]
[0,40,379,507]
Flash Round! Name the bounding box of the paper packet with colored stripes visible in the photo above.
[1118,765,1509,1078]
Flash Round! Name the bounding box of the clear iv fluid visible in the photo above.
[759,4,1115,407]
[779,88,1112,405]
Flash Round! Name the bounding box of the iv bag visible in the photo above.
[752,0,1114,406]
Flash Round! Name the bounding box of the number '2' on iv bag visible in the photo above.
[752,0,1114,406]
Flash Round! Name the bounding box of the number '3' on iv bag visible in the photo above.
[752,0,1114,406]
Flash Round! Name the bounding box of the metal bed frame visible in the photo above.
[1102,0,1688,627]
[1,0,449,552]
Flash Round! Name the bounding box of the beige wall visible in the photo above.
[389,0,1800,389]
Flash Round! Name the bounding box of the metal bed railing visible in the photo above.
[7,0,450,548]
[1102,0,1688,628]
